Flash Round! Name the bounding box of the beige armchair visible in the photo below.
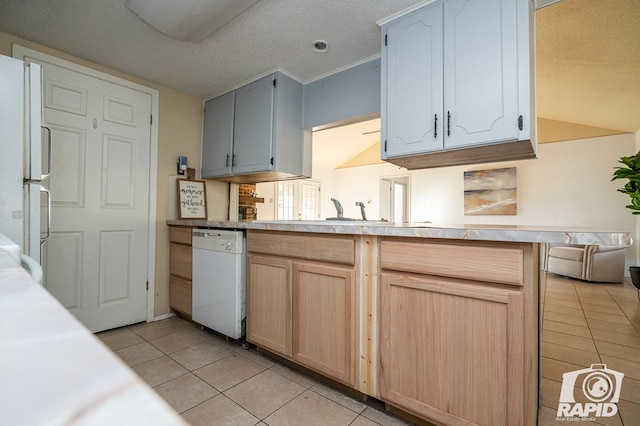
[542,243,629,283]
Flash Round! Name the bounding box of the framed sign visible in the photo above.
[177,179,207,219]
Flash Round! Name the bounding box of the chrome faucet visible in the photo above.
[356,201,367,221]
[330,198,344,219]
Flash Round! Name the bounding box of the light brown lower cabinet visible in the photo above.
[379,271,524,426]
[246,254,293,357]
[293,261,356,386]
[246,231,358,387]
[168,226,194,318]
[246,231,537,426]
[378,237,537,426]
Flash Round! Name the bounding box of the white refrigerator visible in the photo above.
[0,54,50,270]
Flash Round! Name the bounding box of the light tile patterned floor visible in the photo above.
[538,272,640,426]
[98,272,640,426]
[98,316,412,426]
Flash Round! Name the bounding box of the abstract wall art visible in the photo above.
[464,167,517,215]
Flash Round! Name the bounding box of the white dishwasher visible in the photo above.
[192,229,246,340]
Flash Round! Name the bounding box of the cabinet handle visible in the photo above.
[447,111,451,136]
[226,154,230,167]
[232,154,237,166]
[434,114,438,138]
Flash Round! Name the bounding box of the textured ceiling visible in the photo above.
[0,0,639,163]
[0,0,423,100]
[536,0,640,134]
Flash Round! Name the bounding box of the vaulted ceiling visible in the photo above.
[536,0,640,140]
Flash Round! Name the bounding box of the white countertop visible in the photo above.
[166,219,632,246]
[0,250,186,426]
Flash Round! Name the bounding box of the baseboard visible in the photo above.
[153,312,176,322]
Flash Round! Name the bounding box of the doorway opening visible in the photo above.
[380,175,410,223]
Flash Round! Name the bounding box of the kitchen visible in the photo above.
[1,0,639,425]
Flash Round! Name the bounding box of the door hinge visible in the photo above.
[146,280,149,291]
[518,115,524,131]
[384,140,387,152]
[385,34,388,46]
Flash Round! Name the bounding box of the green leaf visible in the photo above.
[613,150,640,215]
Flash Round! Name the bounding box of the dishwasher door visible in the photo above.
[192,229,246,339]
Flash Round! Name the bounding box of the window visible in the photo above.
[299,181,320,220]
[276,180,320,220]
[277,181,295,220]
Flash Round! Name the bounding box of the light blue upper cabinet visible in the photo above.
[233,74,275,175]
[382,3,444,157]
[201,72,309,182]
[443,0,519,148]
[202,91,234,178]
[380,0,535,169]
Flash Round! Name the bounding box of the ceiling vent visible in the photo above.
[313,40,329,53]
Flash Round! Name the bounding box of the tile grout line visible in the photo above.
[575,278,630,426]
[110,315,511,425]
[605,280,640,336]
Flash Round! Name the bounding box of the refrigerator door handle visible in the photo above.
[41,125,52,179]
[40,186,51,244]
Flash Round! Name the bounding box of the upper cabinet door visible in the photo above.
[201,92,234,178]
[233,74,274,175]
[443,0,519,149]
[383,3,444,159]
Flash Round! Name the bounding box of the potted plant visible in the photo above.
[612,151,640,298]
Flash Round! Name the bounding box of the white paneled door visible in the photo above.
[39,60,151,332]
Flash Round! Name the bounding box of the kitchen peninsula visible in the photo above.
[167,219,630,426]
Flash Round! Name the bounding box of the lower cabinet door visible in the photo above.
[247,254,292,357]
[170,242,192,280]
[292,261,356,386]
[169,275,192,317]
[379,271,524,426]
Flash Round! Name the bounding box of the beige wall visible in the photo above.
[0,31,227,317]
[323,133,638,271]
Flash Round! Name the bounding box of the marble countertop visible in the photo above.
[167,219,632,246]
[0,250,186,426]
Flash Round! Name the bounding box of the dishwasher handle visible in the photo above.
[193,230,222,239]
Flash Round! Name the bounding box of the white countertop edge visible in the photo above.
[0,250,187,426]
[167,220,632,246]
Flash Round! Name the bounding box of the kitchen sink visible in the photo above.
[315,219,391,225]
